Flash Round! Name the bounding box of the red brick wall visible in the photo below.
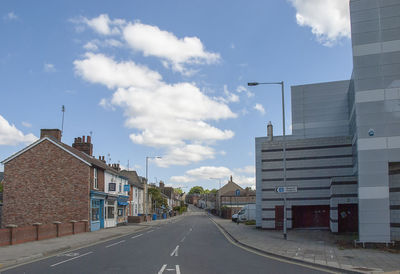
[2,139,90,228]
[90,167,105,191]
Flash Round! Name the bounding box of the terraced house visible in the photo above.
[1,129,131,232]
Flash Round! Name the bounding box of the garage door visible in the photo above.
[292,205,330,229]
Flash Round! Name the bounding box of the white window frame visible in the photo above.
[94,168,98,189]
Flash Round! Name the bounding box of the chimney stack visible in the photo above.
[111,163,121,171]
[72,135,93,156]
[267,121,273,141]
[40,129,62,142]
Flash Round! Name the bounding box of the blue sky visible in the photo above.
[0,0,352,190]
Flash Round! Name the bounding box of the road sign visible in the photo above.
[275,186,297,193]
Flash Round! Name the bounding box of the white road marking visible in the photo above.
[176,265,181,274]
[158,264,167,274]
[180,236,186,242]
[105,240,125,248]
[50,252,93,267]
[170,245,179,257]
[147,229,154,233]
[131,234,143,239]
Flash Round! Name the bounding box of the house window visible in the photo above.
[119,183,122,193]
[135,189,138,198]
[94,168,98,189]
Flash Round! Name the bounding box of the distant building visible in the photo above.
[256,1,400,243]
[219,176,255,214]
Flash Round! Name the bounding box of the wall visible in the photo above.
[350,0,400,243]
[291,80,350,139]
[256,135,353,229]
[2,139,90,228]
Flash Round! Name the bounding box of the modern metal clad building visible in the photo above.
[256,0,400,243]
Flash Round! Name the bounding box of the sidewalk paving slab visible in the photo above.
[211,216,400,274]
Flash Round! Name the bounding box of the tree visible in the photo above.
[148,187,168,211]
[188,186,204,195]
[174,187,183,195]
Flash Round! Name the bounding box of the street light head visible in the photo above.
[247,82,259,86]
[155,156,162,159]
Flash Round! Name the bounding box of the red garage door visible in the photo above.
[292,205,330,228]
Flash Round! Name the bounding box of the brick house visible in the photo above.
[0,129,115,231]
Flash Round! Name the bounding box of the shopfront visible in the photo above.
[90,191,106,231]
[117,195,129,225]
[104,194,117,228]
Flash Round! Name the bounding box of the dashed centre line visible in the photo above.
[105,240,125,248]
[131,234,143,239]
[147,229,155,233]
[50,252,93,267]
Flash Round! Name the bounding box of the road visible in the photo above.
[2,210,330,274]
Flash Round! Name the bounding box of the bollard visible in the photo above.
[33,223,42,241]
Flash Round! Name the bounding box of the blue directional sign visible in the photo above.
[275,186,297,193]
[235,189,240,196]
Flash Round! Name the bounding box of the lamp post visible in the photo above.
[248,81,287,240]
[210,177,222,216]
[145,156,162,216]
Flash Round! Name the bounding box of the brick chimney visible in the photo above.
[98,156,106,163]
[159,181,165,188]
[40,129,62,142]
[111,163,121,171]
[72,135,93,156]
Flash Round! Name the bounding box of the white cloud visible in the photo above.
[74,53,236,167]
[123,22,220,75]
[83,14,125,35]
[236,85,254,98]
[289,0,350,46]
[99,98,115,111]
[83,41,98,51]
[254,103,265,114]
[3,12,18,21]
[0,115,37,146]
[44,63,56,72]
[21,121,32,128]
[223,85,239,103]
[74,53,162,89]
[170,165,255,189]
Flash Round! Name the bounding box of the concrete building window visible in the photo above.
[94,168,98,189]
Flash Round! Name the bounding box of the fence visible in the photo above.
[0,220,88,247]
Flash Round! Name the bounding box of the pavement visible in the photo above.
[210,216,400,274]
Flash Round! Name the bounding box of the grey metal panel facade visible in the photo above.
[257,136,353,229]
[291,80,350,139]
[350,0,400,243]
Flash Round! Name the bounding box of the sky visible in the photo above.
[0,0,353,191]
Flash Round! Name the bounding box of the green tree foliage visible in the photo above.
[174,187,183,195]
[148,187,168,210]
[188,186,204,194]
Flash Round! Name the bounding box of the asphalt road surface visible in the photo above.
[2,213,331,274]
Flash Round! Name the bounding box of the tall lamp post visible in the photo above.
[248,81,287,240]
[210,177,222,215]
[145,156,162,216]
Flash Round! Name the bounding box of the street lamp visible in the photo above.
[145,156,162,216]
[210,177,222,216]
[248,81,287,240]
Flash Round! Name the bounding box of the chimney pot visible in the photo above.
[82,136,85,143]
[87,136,91,143]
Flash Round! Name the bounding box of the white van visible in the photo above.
[231,204,256,223]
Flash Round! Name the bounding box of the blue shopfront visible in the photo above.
[90,191,107,231]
